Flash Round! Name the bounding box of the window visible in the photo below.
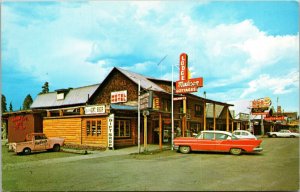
[86,120,102,137]
[203,133,214,140]
[114,119,131,138]
[97,121,102,136]
[195,105,202,116]
[86,121,91,136]
[216,133,228,140]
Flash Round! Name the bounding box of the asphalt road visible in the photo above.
[2,137,299,191]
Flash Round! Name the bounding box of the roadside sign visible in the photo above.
[173,97,186,101]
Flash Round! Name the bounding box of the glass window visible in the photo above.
[195,105,202,116]
[203,133,214,140]
[92,121,96,135]
[86,121,91,136]
[115,120,131,138]
[216,133,228,140]
[97,121,101,136]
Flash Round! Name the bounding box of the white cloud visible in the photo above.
[241,70,299,98]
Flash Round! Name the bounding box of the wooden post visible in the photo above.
[226,107,229,132]
[47,111,51,117]
[231,121,234,132]
[144,114,147,152]
[159,113,162,151]
[203,101,206,130]
[213,103,216,131]
[80,107,84,115]
[182,99,187,137]
[59,110,64,117]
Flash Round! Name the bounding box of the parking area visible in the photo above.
[2,137,299,191]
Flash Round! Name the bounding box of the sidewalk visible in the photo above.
[62,144,171,156]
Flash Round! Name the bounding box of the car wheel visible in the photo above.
[230,148,242,155]
[290,135,295,138]
[53,144,60,152]
[23,148,31,155]
[179,146,191,154]
[272,134,277,138]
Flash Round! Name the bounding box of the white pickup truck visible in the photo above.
[10,133,65,155]
[267,130,300,138]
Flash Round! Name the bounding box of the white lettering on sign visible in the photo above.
[107,114,114,149]
[111,90,127,104]
[179,53,188,81]
[85,105,106,114]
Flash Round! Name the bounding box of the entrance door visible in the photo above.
[34,135,47,151]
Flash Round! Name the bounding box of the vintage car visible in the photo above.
[232,130,257,140]
[173,130,263,155]
[10,133,65,155]
[267,130,300,138]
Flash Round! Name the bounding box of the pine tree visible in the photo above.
[1,94,7,113]
[40,82,49,94]
[9,102,13,112]
[23,94,33,110]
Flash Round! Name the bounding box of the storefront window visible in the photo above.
[195,104,202,116]
[115,119,131,138]
[86,121,91,136]
[86,120,102,137]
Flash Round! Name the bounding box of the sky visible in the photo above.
[1,0,299,115]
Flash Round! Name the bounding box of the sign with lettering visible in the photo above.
[11,116,28,130]
[111,90,127,104]
[264,116,285,121]
[179,53,188,81]
[85,105,106,114]
[251,97,272,109]
[140,91,153,110]
[173,96,186,101]
[175,53,203,94]
[107,114,114,149]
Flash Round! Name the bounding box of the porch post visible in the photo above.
[213,103,216,131]
[203,101,206,130]
[226,107,229,132]
[159,113,162,150]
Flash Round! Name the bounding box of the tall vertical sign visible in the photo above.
[107,114,114,149]
[175,53,203,93]
[179,53,188,81]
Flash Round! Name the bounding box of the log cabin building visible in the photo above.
[29,67,234,149]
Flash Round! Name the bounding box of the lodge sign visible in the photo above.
[175,53,203,94]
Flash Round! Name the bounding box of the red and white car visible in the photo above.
[173,130,263,155]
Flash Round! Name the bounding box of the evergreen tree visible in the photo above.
[9,102,13,112]
[23,94,33,110]
[1,94,7,113]
[40,82,49,94]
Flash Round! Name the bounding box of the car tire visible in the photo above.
[23,148,31,155]
[179,146,191,154]
[230,148,242,155]
[53,144,60,152]
[290,135,295,138]
[272,134,277,138]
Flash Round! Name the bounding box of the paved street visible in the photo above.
[2,137,299,191]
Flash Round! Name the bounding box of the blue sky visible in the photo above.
[1,1,299,114]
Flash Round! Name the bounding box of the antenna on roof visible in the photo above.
[157,55,167,66]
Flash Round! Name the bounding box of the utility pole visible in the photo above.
[138,80,141,153]
[171,63,174,150]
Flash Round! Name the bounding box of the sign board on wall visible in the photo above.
[251,97,272,115]
[175,53,203,94]
[107,114,114,149]
[111,90,127,104]
[85,105,106,114]
[140,91,153,110]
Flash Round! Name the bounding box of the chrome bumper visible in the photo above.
[253,147,263,152]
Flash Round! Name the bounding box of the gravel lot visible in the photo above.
[2,137,299,191]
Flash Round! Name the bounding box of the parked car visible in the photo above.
[173,130,263,155]
[267,130,300,138]
[232,130,257,140]
[10,133,65,155]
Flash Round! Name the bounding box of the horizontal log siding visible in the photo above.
[81,117,107,147]
[43,118,82,144]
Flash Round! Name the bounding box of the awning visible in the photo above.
[110,104,138,111]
